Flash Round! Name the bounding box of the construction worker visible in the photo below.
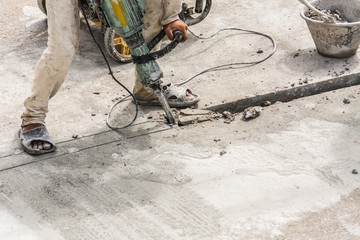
[19,0,200,155]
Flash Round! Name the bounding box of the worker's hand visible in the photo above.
[163,20,189,43]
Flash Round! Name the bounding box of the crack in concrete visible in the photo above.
[208,72,360,113]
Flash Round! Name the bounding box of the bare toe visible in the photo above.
[43,142,52,150]
[31,141,39,150]
[20,124,56,155]
[37,141,44,150]
[186,91,195,101]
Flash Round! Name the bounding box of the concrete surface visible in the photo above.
[1,0,360,239]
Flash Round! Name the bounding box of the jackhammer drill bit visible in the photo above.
[150,83,175,125]
[149,32,184,125]
[98,0,179,125]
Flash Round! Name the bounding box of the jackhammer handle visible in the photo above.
[173,30,184,42]
[139,29,185,63]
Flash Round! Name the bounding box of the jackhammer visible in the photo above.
[90,0,185,124]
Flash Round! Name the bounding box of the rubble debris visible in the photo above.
[343,98,351,104]
[179,109,212,116]
[178,115,210,126]
[222,111,235,123]
[112,97,121,102]
[306,8,349,23]
[243,106,262,120]
[219,150,227,156]
[261,101,272,107]
[214,137,221,142]
[177,109,222,126]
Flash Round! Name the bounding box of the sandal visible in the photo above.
[19,125,56,155]
[136,84,200,108]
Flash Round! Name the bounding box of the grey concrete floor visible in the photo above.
[1,0,360,239]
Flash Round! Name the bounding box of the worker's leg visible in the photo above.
[132,0,163,100]
[133,0,198,106]
[21,0,80,127]
[20,0,80,153]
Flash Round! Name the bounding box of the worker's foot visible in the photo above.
[19,124,56,155]
[135,84,200,108]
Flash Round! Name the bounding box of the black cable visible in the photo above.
[79,3,277,129]
[79,2,138,129]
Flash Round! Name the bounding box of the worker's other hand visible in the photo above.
[163,20,189,43]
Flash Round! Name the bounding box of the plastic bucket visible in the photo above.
[300,0,360,58]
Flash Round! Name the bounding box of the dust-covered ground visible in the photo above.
[0,0,360,239]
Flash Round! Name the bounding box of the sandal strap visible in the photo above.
[20,125,55,148]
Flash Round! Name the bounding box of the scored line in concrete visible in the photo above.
[0,126,172,173]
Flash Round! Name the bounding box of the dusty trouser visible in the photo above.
[21,0,182,127]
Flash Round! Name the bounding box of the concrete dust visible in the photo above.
[1,0,360,239]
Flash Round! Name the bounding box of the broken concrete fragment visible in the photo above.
[343,98,351,104]
[179,109,212,116]
[175,109,222,126]
[178,115,211,126]
[261,101,272,107]
[243,106,262,120]
[222,111,235,121]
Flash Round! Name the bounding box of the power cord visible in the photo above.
[80,3,277,130]
[79,2,138,130]
[174,27,277,86]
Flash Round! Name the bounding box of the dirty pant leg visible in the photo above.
[21,0,80,127]
[133,0,164,100]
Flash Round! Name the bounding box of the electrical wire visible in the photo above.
[80,3,277,130]
[79,3,138,130]
[106,27,277,129]
[174,27,277,86]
